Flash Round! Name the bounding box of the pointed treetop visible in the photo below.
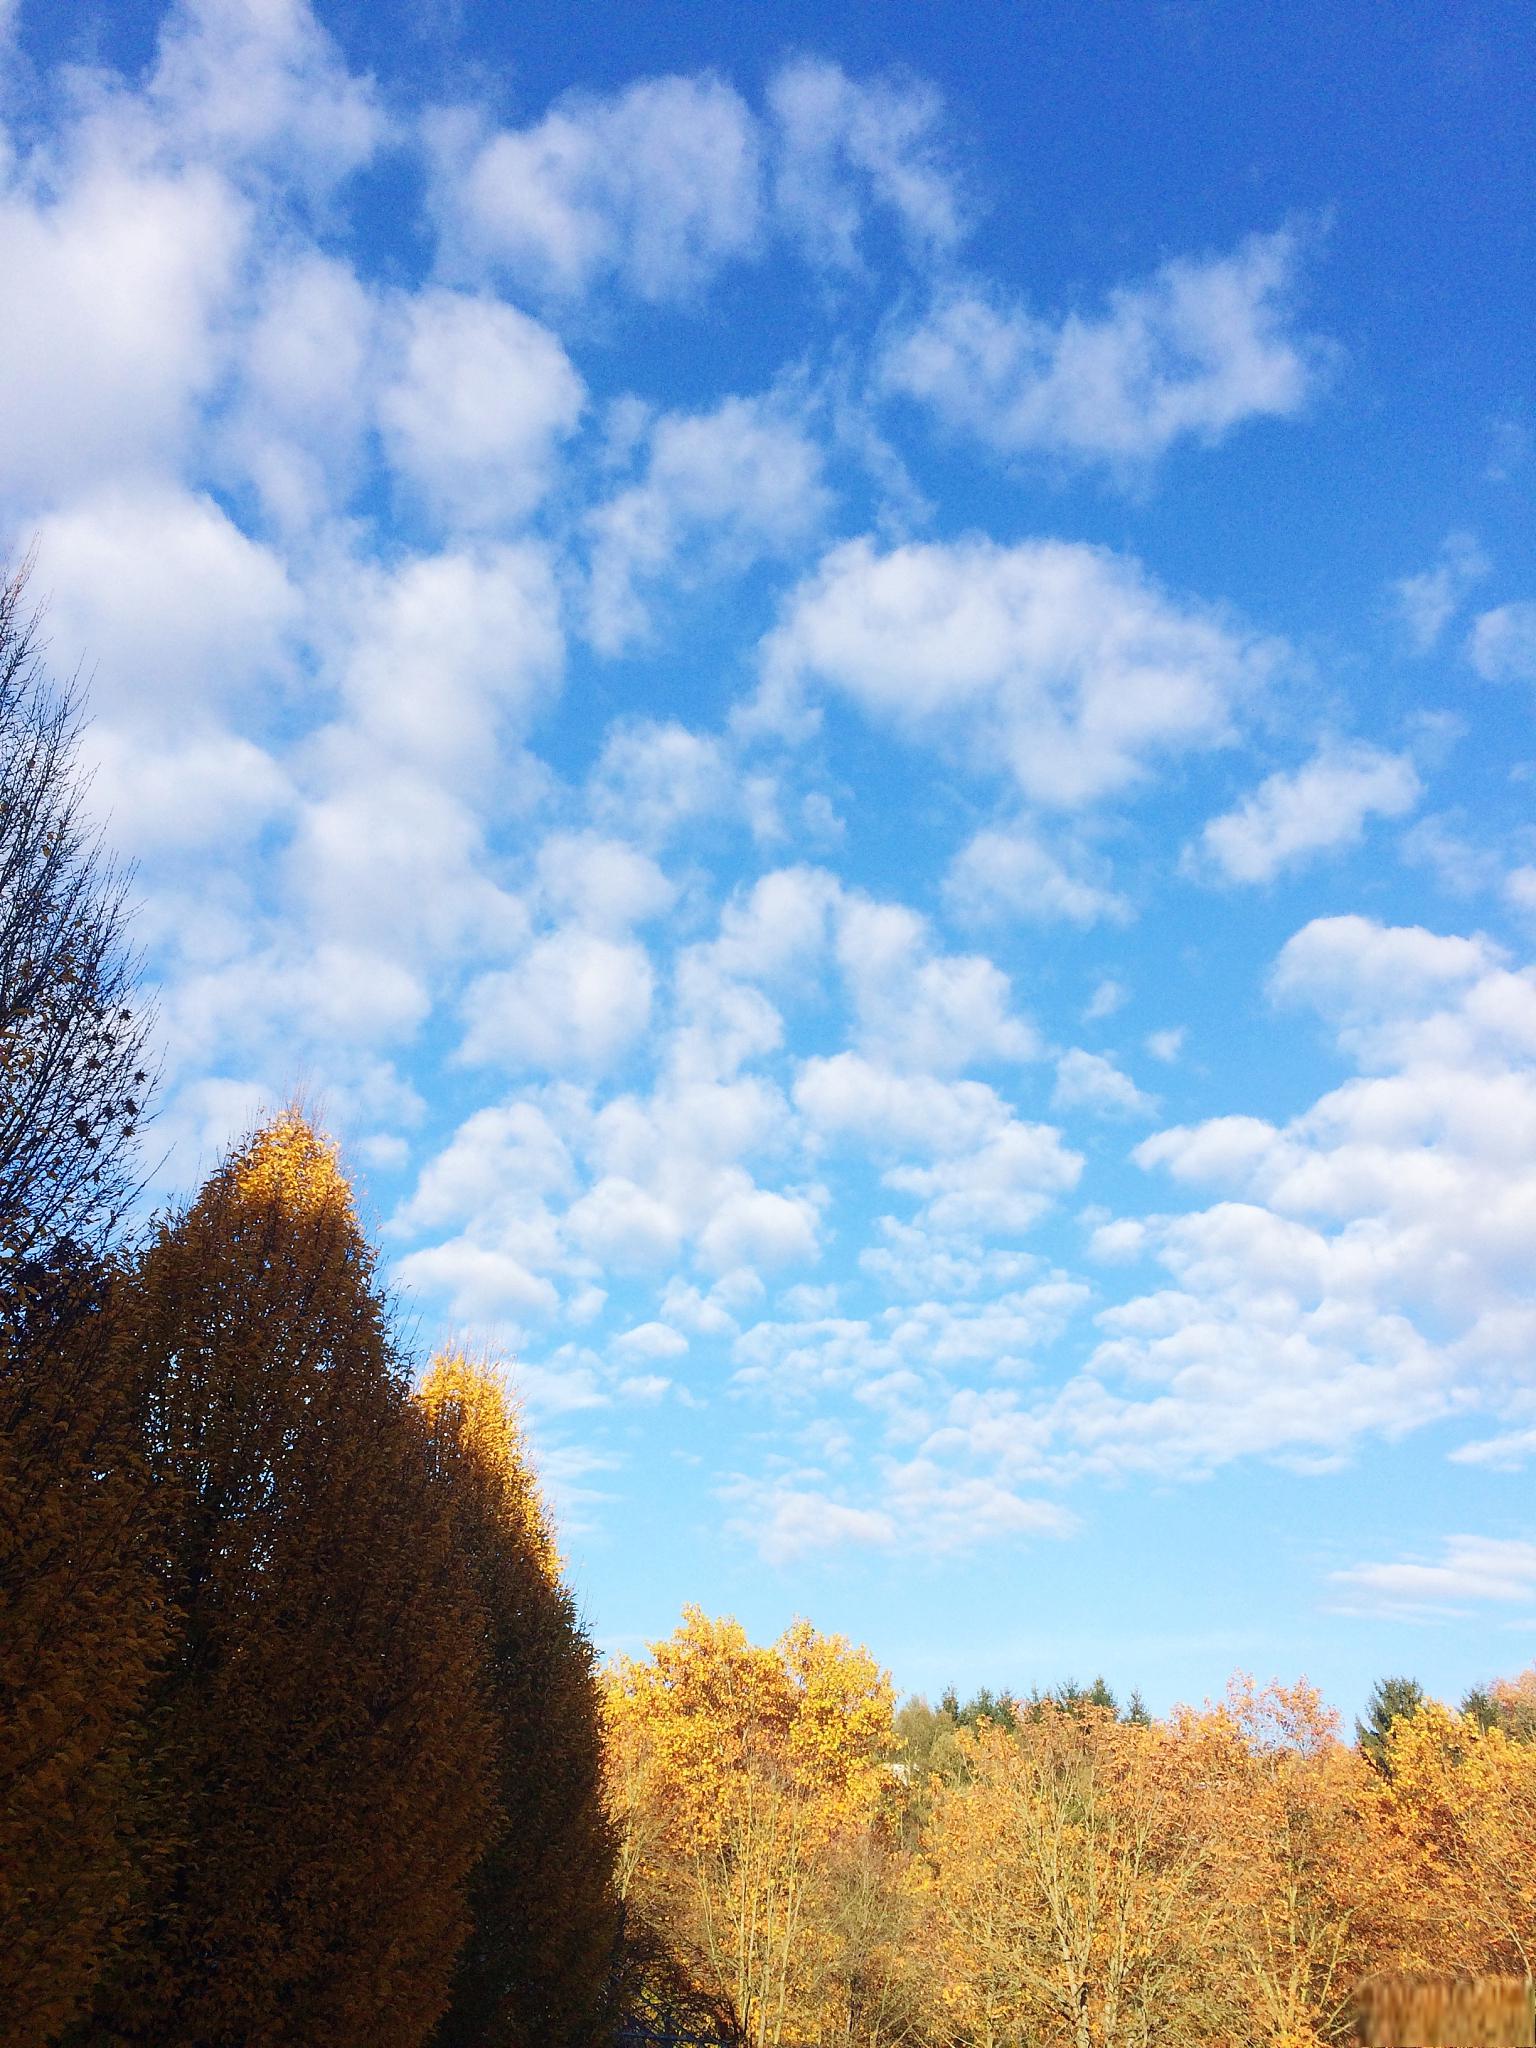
[231,1108,354,1220]
[419,1351,562,1580]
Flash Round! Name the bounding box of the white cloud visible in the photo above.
[1194,742,1422,884]
[883,229,1325,465]
[564,1176,684,1271]
[1399,813,1506,898]
[334,542,564,778]
[535,833,675,933]
[86,725,291,853]
[794,1054,1080,1249]
[1450,1423,1536,1470]
[1052,1048,1154,1117]
[1468,600,1536,685]
[885,1121,1082,1238]
[585,391,829,652]
[587,718,732,844]
[391,1102,575,1236]
[768,58,963,267]
[697,1180,820,1274]
[0,156,243,504]
[1051,917,1536,1481]
[223,248,378,528]
[760,535,1272,807]
[836,894,1040,1069]
[1146,1026,1185,1063]
[1391,531,1489,652]
[795,1054,1008,1154]
[1084,978,1128,1021]
[460,930,655,1073]
[699,868,1041,1075]
[613,1320,690,1360]
[945,823,1130,927]
[1267,914,1531,1069]
[37,481,299,721]
[1330,1535,1536,1616]
[729,1481,897,1563]
[287,752,522,963]
[378,288,584,528]
[709,865,843,983]
[430,73,762,301]
[510,1358,613,1415]
[142,0,383,187]
[394,1238,560,1321]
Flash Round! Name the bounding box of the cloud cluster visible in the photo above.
[759,535,1274,805]
[1056,917,1536,1480]
[883,229,1326,466]
[429,57,965,302]
[9,1,1514,1591]
[1192,742,1421,885]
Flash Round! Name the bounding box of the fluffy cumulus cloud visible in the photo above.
[429,56,968,304]
[882,229,1326,466]
[377,290,585,529]
[1192,741,1422,884]
[429,73,764,301]
[767,57,965,265]
[1468,600,1536,685]
[759,535,1273,805]
[1051,1048,1154,1117]
[944,824,1130,927]
[585,392,831,652]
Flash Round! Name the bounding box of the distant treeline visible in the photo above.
[608,1617,1536,2047]
[6,564,1536,2048]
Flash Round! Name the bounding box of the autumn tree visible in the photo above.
[88,1114,495,2048]
[1372,1697,1536,1977]
[418,1352,618,2048]
[605,1608,900,2048]
[1184,1677,1410,2048]
[0,1261,159,2048]
[918,1704,1223,2048]
[1462,1665,1536,1742]
[0,561,158,2047]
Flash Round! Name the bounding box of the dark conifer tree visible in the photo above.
[90,1116,495,2048]
[420,1353,620,2048]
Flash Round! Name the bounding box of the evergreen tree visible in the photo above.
[420,1353,619,2048]
[1356,1675,1426,1776]
[1461,1668,1536,1742]
[90,1115,495,2048]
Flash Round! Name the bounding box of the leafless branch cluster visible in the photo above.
[0,559,152,1270]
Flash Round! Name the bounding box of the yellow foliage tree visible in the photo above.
[0,1260,160,2048]
[1373,1698,1536,1976]
[419,1352,618,2048]
[88,1113,496,2048]
[605,1607,899,2048]
[1173,1678,1410,2047]
[917,1703,1224,2048]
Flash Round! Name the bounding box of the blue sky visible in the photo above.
[6,0,1536,1719]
